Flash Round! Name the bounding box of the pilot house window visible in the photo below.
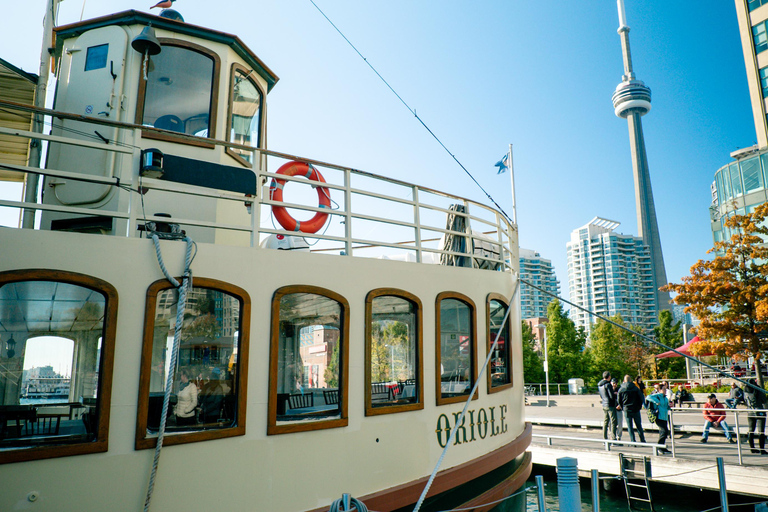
[227,64,264,165]
[137,40,220,141]
[269,286,349,435]
[435,293,477,406]
[135,278,249,449]
[0,270,117,464]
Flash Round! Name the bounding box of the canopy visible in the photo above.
[656,336,714,359]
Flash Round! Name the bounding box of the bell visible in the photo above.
[131,25,161,56]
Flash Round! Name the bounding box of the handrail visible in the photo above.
[532,433,665,455]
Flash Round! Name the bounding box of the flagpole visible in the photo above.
[508,143,517,225]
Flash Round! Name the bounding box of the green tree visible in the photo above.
[324,341,340,388]
[522,321,544,383]
[663,202,768,387]
[545,299,587,383]
[652,310,685,379]
[586,315,644,384]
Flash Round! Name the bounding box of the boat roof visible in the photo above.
[0,58,37,182]
[53,10,279,92]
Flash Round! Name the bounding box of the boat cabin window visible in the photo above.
[268,286,349,435]
[435,293,477,406]
[487,295,512,393]
[0,270,117,464]
[136,39,220,145]
[364,290,423,416]
[135,278,249,449]
[226,63,264,165]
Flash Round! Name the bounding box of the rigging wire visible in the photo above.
[307,0,513,224]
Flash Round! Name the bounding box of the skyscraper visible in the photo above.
[734,0,768,149]
[612,0,670,311]
[519,248,560,320]
[567,217,658,336]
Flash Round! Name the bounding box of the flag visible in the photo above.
[494,154,509,174]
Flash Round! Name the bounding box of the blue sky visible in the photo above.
[1,1,755,302]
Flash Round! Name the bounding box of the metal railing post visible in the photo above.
[413,186,422,263]
[733,410,742,465]
[716,456,729,512]
[591,469,600,512]
[536,475,547,512]
[344,168,352,257]
[669,409,676,457]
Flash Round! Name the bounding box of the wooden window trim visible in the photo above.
[486,293,513,394]
[268,285,349,435]
[134,38,220,148]
[364,288,424,417]
[225,62,266,167]
[0,269,117,465]
[435,292,478,406]
[135,277,250,449]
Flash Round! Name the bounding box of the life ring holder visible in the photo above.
[269,161,331,234]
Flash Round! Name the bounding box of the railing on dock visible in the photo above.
[0,100,515,270]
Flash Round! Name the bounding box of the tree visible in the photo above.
[586,315,645,384]
[663,202,768,387]
[652,310,685,379]
[521,321,544,383]
[545,299,588,384]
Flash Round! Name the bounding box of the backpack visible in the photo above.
[646,400,658,423]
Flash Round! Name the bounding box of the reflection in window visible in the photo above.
[488,299,512,390]
[147,286,241,432]
[761,67,768,99]
[438,297,474,401]
[729,163,743,197]
[228,66,262,164]
[142,45,214,136]
[742,157,764,194]
[0,280,107,452]
[369,295,418,408]
[275,293,342,422]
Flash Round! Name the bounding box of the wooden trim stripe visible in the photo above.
[486,293,513,395]
[135,277,250,450]
[435,292,478,406]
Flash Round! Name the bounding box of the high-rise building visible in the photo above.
[734,1,768,149]
[519,248,560,320]
[567,217,658,337]
[612,0,671,311]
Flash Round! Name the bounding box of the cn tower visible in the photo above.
[611,0,670,311]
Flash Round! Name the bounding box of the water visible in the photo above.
[489,465,767,512]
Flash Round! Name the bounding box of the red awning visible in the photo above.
[656,336,714,359]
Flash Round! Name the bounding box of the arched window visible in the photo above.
[226,63,264,166]
[487,294,513,393]
[365,289,423,416]
[135,278,250,449]
[135,39,220,146]
[268,286,349,435]
[0,270,117,464]
[435,292,477,406]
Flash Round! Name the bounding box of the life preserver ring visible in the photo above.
[269,161,331,233]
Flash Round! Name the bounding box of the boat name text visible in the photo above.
[435,405,508,447]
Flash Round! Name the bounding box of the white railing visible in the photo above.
[0,100,515,271]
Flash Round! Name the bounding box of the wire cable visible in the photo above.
[308,0,513,224]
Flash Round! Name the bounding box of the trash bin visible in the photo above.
[568,378,585,395]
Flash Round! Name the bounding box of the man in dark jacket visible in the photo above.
[598,370,618,440]
[618,374,646,443]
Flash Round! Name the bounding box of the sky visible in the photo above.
[0,0,756,304]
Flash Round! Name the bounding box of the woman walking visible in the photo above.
[744,379,768,454]
[646,382,671,454]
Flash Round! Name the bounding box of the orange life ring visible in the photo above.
[269,161,331,233]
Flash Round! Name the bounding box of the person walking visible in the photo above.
[701,394,736,444]
[618,374,646,444]
[744,379,768,454]
[646,382,671,454]
[598,371,618,441]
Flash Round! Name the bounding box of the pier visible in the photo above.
[528,395,768,498]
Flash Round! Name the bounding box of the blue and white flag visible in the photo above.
[494,154,509,174]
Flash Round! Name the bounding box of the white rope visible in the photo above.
[143,234,195,512]
[412,278,520,512]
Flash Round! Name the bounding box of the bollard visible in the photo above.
[591,469,600,512]
[536,475,547,512]
[717,457,729,512]
[557,457,581,512]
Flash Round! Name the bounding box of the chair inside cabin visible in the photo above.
[288,393,313,410]
[371,383,393,403]
[323,389,339,405]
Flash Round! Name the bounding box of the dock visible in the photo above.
[527,395,768,498]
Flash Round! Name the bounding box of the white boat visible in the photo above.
[0,6,530,512]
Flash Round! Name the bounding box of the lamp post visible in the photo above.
[4,335,16,358]
[535,324,550,407]
[386,344,395,380]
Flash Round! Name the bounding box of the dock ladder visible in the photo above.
[620,453,654,511]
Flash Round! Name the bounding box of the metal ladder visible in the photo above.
[620,453,655,511]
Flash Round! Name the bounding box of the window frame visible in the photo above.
[135,277,250,450]
[364,288,424,417]
[268,285,349,435]
[0,269,117,464]
[486,293,513,394]
[134,38,221,149]
[434,292,478,406]
[225,62,266,167]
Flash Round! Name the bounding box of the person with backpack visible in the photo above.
[645,382,671,454]
[618,374,646,444]
[744,379,768,454]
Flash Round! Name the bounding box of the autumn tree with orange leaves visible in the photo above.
[663,202,768,387]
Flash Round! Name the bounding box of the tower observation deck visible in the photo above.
[612,0,670,313]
